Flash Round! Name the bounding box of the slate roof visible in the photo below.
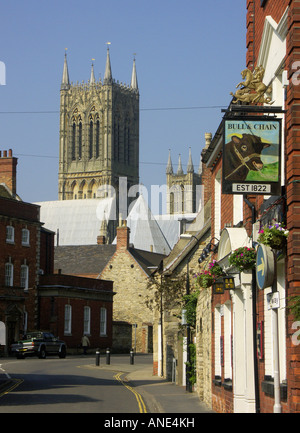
[128,248,165,276]
[54,244,165,277]
[54,244,116,276]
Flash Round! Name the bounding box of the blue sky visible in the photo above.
[0,0,246,205]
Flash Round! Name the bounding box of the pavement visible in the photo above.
[0,353,215,413]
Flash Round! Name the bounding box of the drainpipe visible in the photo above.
[272,253,281,413]
[244,195,260,413]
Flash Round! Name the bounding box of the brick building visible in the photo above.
[197,0,299,413]
[38,273,113,350]
[0,150,114,354]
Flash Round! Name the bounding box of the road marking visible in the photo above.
[0,379,23,398]
[257,257,265,275]
[113,372,147,413]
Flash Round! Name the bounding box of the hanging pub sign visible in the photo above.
[222,117,281,195]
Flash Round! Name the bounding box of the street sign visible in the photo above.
[256,244,275,290]
[222,117,282,196]
[267,291,280,310]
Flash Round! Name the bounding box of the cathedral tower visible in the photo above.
[166,148,201,214]
[58,47,139,201]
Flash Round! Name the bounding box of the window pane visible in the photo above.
[20,265,29,289]
[22,229,30,245]
[84,306,90,335]
[6,226,14,243]
[64,305,72,334]
[100,307,107,336]
[5,263,13,286]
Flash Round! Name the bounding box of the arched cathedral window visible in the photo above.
[89,120,93,159]
[114,113,120,162]
[124,119,130,164]
[78,122,82,159]
[72,122,76,160]
[96,119,100,159]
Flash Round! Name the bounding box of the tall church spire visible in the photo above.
[131,56,138,90]
[187,147,194,173]
[61,51,70,90]
[104,43,112,84]
[166,150,173,174]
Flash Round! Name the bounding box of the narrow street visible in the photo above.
[0,355,149,413]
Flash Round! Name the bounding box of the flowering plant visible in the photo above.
[228,246,256,272]
[194,260,224,288]
[258,222,289,250]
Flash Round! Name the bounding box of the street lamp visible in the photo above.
[212,274,236,294]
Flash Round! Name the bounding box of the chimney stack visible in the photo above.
[116,220,130,251]
[0,149,18,195]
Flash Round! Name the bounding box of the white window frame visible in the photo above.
[64,304,72,335]
[20,264,29,289]
[6,226,14,244]
[5,262,13,286]
[214,305,222,377]
[84,306,91,335]
[100,307,107,336]
[224,301,232,380]
[21,228,30,246]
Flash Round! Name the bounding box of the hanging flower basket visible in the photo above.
[228,246,256,272]
[194,260,224,288]
[258,222,289,250]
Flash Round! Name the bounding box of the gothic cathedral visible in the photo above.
[58,47,139,203]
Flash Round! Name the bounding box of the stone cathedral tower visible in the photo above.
[166,148,202,214]
[58,47,139,203]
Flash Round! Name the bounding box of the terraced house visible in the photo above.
[153,0,299,414]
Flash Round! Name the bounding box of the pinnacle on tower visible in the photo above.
[166,150,173,175]
[177,155,184,175]
[104,43,112,84]
[187,147,194,173]
[61,51,70,90]
[131,56,138,90]
[90,62,95,85]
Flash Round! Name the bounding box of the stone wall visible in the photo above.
[100,224,154,353]
[196,287,212,408]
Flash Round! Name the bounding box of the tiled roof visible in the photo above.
[54,244,116,276]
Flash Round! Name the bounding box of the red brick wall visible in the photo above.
[0,150,17,195]
[246,0,290,68]
[39,295,113,350]
[116,224,130,250]
[246,0,300,413]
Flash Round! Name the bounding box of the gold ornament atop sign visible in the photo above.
[230,66,274,105]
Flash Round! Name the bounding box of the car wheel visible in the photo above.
[39,347,46,359]
[59,346,66,358]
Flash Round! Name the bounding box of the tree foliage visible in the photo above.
[146,272,199,329]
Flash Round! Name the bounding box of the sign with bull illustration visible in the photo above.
[222,117,281,195]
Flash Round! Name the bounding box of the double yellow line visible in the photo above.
[0,379,23,398]
[113,372,147,413]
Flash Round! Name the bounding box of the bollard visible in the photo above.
[130,348,134,365]
[95,348,100,366]
[106,348,110,365]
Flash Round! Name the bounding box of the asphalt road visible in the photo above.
[0,355,150,413]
